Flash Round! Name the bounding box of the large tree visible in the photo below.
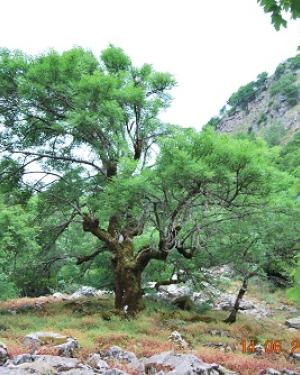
[0,46,290,313]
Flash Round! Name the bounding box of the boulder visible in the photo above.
[0,361,56,374]
[23,332,67,348]
[215,294,255,311]
[23,332,79,357]
[100,346,142,372]
[286,317,300,329]
[54,338,80,357]
[102,370,128,375]
[143,352,238,375]
[70,286,103,299]
[3,355,80,374]
[86,353,109,372]
[12,355,36,366]
[168,331,188,349]
[264,370,298,375]
[62,367,95,375]
[157,284,192,300]
[52,292,69,300]
[0,343,8,365]
[264,369,281,375]
[15,355,79,369]
[291,352,300,362]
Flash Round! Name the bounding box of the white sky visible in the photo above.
[1,0,299,129]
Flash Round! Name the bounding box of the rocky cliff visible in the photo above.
[210,54,300,145]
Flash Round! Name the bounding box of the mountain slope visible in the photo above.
[209,54,300,145]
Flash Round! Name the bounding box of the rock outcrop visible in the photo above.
[143,351,238,375]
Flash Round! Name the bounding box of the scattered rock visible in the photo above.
[255,344,265,356]
[157,284,193,300]
[5,355,80,373]
[0,343,8,365]
[11,355,36,366]
[55,338,80,357]
[23,332,79,357]
[99,346,143,373]
[286,317,300,329]
[102,369,128,375]
[202,265,235,280]
[209,330,230,337]
[263,370,298,375]
[23,332,67,349]
[63,368,95,375]
[86,353,109,372]
[204,342,233,353]
[291,352,300,362]
[52,292,69,300]
[215,294,255,311]
[70,286,105,299]
[143,351,238,375]
[264,369,281,375]
[168,331,188,349]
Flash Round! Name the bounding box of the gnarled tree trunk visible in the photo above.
[113,264,144,313]
[112,240,144,314]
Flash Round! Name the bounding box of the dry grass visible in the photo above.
[0,284,300,374]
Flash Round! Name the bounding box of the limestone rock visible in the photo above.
[0,343,8,365]
[23,332,79,357]
[54,337,80,357]
[286,317,300,329]
[86,353,109,372]
[100,346,142,372]
[143,351,238,375]
[168,331,188,350]
[70,286,104,299]
[157,284,192,300]
[23,332,67,348]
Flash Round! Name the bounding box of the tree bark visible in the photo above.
[111,239,145,314]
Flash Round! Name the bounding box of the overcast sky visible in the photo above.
[1,0,299,129]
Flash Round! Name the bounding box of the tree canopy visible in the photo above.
[0,45,297,313]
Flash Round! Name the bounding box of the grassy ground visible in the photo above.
[0,284,300,375]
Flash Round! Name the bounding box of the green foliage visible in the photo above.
[263,120,286,146]
[257,0,300,30]
[0,195,45,297]
[288,54,300,71]
[203,116,221,130]
[226,72,268,114]
[287,258,300,303]
[270,72,299,105]
[0,273,18,300]
[274,63,287,79]
[0,45,298,310]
